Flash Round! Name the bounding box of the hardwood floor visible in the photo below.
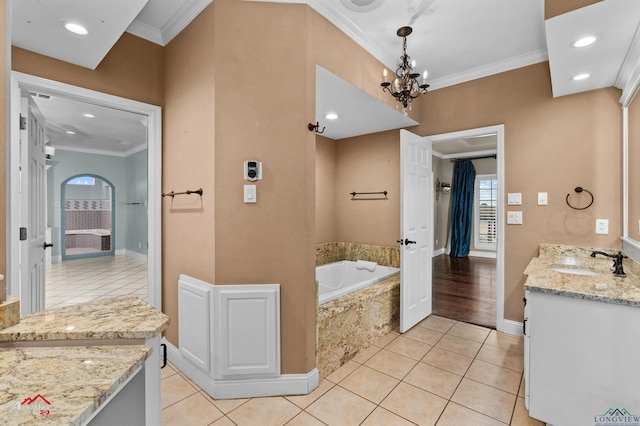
[432,254,497,328]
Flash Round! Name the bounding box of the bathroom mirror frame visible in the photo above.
[621,41,640,261]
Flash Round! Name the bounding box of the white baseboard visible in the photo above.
[432,249,496,259]
[499,319,524,337]
[163,340,319,399]
[124,249,148,262]
[468,250,497,259]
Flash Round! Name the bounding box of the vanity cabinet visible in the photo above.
[524,290,640,426]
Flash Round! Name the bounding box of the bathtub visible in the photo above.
[316,260,400,304]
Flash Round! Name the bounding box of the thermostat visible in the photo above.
[244,161,262,181]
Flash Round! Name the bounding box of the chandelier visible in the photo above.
[381,26,429,114]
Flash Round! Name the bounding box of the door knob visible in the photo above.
[43,242,54,249]
[404,239,416,245]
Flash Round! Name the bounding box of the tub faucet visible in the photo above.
[590,250,627,277]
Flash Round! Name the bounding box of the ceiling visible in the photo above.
[545,1,640,97]
[11,0,640,155]
[29,91,148,157]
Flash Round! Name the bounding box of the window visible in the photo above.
[68,176,95,185]
[474,174,497,250]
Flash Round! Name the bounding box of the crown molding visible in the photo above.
[54,144,146,158]
[307,0,548,90]
[617,22,640,106]
[306,0,397,69]
[428,49,549,91]
[126,18,164,45]
[127,0,213,46]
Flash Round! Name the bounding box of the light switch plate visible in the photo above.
[507,211,523,224]
[507,193,522,205]
[537,192,548,205]
[595,219,608,235]
[244,185,256,203]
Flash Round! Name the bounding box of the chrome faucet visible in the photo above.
[590,250,627,277]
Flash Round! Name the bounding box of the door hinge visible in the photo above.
[19,227,27,241]
[19,114,27,130]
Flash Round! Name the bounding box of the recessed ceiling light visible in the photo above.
[325,113,339,120]
[572,36,597,48]
[339,0,385,13]
[82,113,95,118]
[572,73,590,81]
[66,130,76,135]
[64,22,88,35]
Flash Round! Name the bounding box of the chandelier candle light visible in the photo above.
[381,26,429,115]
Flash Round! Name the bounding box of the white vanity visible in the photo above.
[523,245,640,426]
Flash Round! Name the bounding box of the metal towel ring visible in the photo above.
[566,187,594,210]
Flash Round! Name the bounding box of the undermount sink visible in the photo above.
[550,267,599,276]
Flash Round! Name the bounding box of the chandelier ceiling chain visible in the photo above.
[381,26,429,114]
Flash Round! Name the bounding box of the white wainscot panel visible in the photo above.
[178,274,212,373]
[212,284,280,380]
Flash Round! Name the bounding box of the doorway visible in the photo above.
[9,71,162,314]
[426,125,506,331]
[61,174,115,260]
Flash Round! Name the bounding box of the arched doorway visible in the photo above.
[61,174,115,260]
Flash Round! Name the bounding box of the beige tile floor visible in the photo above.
[161,316,544,426]
[45,255,147,309]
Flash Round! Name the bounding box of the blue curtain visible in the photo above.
[449,160,476,257]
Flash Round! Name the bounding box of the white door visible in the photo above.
[400,129,433,332]
[20,92,48,314]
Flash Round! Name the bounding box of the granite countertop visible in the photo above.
[0,345,151,426]
[524,244,640,307]
[0,296,169,342]
[318,273,400,320]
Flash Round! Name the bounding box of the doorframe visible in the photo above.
[426,124,507,333]
[8,71,163,311]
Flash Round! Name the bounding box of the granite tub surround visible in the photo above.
[0,345,150,425]
[524,244,640,306]
[0,296,169,342]
[317,273,400,378]
[316,242,400,267]
[0,297,20,330]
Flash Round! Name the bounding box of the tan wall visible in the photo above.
[161,4,217,345]
[334,130,401,246]
[12,33,163,106]
[210,0,316,374]
[629,93,640,240]
[0,0,7,302]
[545,0,602,19]
[414,63,622,321]
[316,136,337,243]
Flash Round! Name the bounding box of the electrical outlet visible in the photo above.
[538,192,548,205]
[595,219,608,235]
